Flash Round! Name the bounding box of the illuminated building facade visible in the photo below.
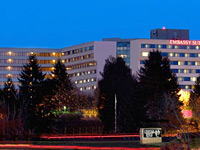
[0,41,116,92]
[0,28,199,92]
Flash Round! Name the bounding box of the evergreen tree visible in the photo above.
[18,54,45,132]
[51,59,74,111]
[138,50,182,126]
[3,77,17,116]
[97,57,134,133]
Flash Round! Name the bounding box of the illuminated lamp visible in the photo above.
[52,74,55,77]
[162,27,166,30]
[52,67,55,70]
[62,60,65,63]
[7,74,11,77]
[7,66,11,70]
[52,60,55,63]
[62,53,64,55]
[31,52,34,55]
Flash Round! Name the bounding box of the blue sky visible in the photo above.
[0,0,199,48]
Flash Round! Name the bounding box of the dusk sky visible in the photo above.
[0,0,200,48]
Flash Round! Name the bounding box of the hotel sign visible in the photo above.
[140,128,162,144]
[170,40,200,46]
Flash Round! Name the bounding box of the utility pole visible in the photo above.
[115,94,117,133]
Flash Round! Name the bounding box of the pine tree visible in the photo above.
[97,57,134,133]
[138,50,182,126]
[51,59,74,111]
[18,54,45,132]
[3,77,17,116]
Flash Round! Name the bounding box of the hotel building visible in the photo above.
[0,28,199,92]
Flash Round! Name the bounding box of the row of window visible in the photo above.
[141,44,200,50]
[179,85,193,89]
[0,74,19,78]
[177,77,197,82]
[117,42,130,47]
[0,59,58,64]
[62,46,94,56]
[75,78,96,84]
[140,60,200,66]
[0,51,59,57]
[63,53,94,63]
[0,81,20,86]
[70,70,97,77]
[66,62,97,70]
[80,85,96,91]
[172,69,200,74]
[142,52,200,58]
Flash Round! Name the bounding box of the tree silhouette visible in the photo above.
[18,54,45,133]
[98,57,134,133]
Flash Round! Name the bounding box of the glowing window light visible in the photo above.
[191,77,196,82]
[8,51,12,55]
[7,58,12,63]
[169,53,173,57]
[142,52,149,57]
[80,88,83,91]
[51,74,55,77]
[62,60,65,63]
[52,67,55,70]
[52,52,56,56]
[31,52,34,55]
[62,53,64,56]
[7,66,11,70]
[52,60,56,63]
[196,46,199,49]
[7,74,11,77]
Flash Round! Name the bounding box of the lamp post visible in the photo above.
[115,94,117,133]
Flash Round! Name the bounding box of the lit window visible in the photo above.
[79,80,82,84]
[158,45,161,48]
[31,52,34,55]
[88,71,90,74]
[77,73,80,76]
[93,85,96,89]
[185,85,189,89]
[185,53,189,57]
[8,51,12,56]
[83,80,86,83]
[175,45,179,49]
[62,60,65,63]
[145,44,149,48]
[62,53,64,56]
[52,74,55,77]
[7,59,12,63]
[91,78,94,82]
[52,60,56,63]
[187,46,190,49]
[87,79,90,82]
[52,52,56,56]
[7,74,11,77]
[191,77,196,82]
[7,66,11,70]
[75,81,77,84]
[169,53,173,57]
[52,67,55,70]
[196,46,199,50]
[142,52,149,57]
[80,88,83,91]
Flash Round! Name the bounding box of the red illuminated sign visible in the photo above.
[169,40,200,46]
